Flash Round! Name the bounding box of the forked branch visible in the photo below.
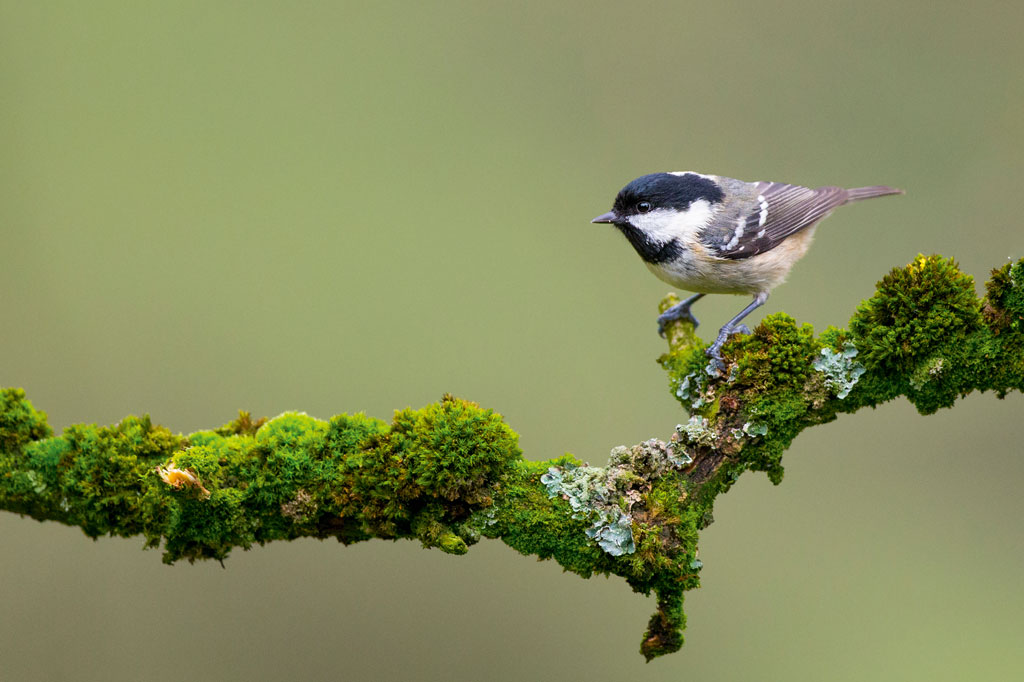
[1,255,1021,660]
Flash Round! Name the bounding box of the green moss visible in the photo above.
[325,412,389,453]
[349,394,521,545]
[0,411,183,543]
[641,589,686,661]
[840,256,1024,413]
[24,436,69,489]
[391,393,521,504]
[983,258,1024,333]
[626,473,701,588]
[490,459,610,579]
[657,293,705,352]
[655,315,822,484]
[658,295,718,416]
[850,255,982,374]
[162,486,252,563]
[0,392,526,565]
[411,505,471,554]
[726,313,818,392]
[978,259,1024,400]
[740,389,813,483]
[0,388,52,455]
[214,410,267,437]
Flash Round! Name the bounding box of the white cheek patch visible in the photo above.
[629,200,714,244]
[628,210,675,241]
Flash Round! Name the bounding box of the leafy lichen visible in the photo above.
[813,342,867,399]
[679,416,716,447]
[585,509,636,556]
[541,464,611,519]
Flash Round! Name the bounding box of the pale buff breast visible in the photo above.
[646,225,818,295]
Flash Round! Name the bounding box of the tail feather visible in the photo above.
[843,185,905,203]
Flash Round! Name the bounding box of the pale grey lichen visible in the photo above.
[679,416,716,447]
[704,360,720,377]
[280,489,317,523]
[542,431,696,557]
[25,470,47,495]
[540,465,608,518]
[667,439,694,468]
[910,355,945,391]
[471,507,499,528]
[743,421,768,437]
[674,372,699,406]
[543,463,634,555]
[585,509,636,556]
[813,342,867,399]
[675,371,709,410]
[611,436,692,471]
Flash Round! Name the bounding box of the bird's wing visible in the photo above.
[708,183,848,260]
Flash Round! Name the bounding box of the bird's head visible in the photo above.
[592,172,725,262]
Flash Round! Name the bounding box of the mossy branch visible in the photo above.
[1,255,1022,661]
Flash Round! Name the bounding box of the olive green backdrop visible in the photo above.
[2,1,1022,680]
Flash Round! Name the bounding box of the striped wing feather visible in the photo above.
[713,183,848,260]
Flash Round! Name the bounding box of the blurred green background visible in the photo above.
[2,1,1022,680]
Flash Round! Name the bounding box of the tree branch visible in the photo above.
[1,255,1021,661]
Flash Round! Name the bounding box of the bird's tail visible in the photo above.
[843,185,905,203]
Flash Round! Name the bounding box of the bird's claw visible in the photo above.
[704,354,726,375]
[657,304,700,338]
[704,335,727,373]
[703,324,752,368]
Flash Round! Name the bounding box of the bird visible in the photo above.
[592,171,903,365]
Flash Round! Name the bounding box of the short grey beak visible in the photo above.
[591,211,618,224]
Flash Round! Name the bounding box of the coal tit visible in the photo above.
[593,172,903,363]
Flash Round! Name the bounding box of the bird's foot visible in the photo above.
[657,302,700,338]
[704,336,727,374]
[704,324,752,367]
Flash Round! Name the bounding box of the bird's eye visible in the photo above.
[637,202,652,213]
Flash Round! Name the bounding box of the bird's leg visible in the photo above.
[706,291,769,364]
[658,293,705,337]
